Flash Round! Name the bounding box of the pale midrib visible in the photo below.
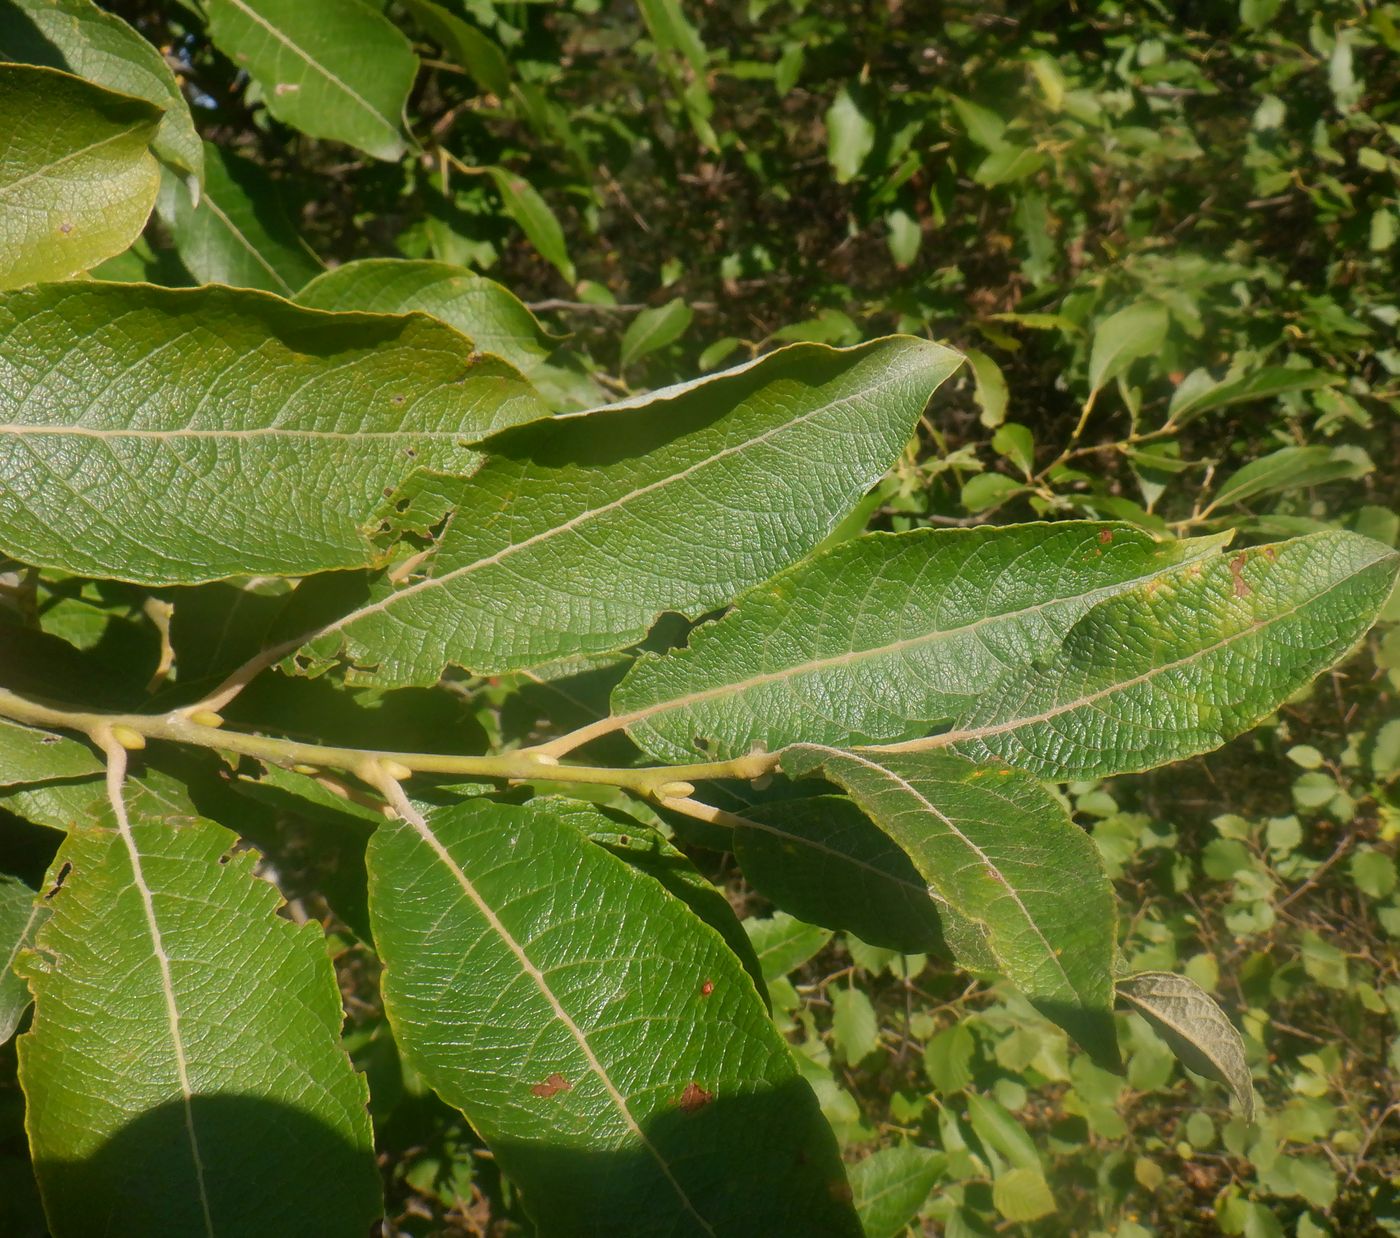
[871,553,1380,756]
[322,365,918,642]
[104,748,215,1238]
[815,745,1075,993]
[390,790,716,1237]
[614,547,1206,736]
[0,125,146,201]
[219,0,392,136]
[198,194,292,294]
[1119,990,1238,1083]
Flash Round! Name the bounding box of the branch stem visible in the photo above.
[0,686,779,801]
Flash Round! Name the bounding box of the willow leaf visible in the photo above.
[0,873,43,1043]
[0,717,101,785]
[783,745,1118,1062]
[0,282,550,584]
[307,336,961,684]
[0,64,160,288]
[613,522,1225,763]
[367,796,861,1237]
[1117,972,1255,1120]
[297,258,559,375]
[0,0,202,180]
[904,531,1399,781]
[158,144,322,295]
[16,795,381,1237]
[204,0,416,161]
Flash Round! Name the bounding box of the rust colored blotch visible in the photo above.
[828,1178,855,1203]
[1230,552,1252,597]
[678,1082,714,1113]
[1097,528,1113,544]
[700,979,714,997]
[530,1072,572,1098]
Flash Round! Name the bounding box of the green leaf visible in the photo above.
[1087,301,1168,396]
[961,471,1025,512]
[612,522,1224,763]
[973,144,1046,186]
[849,1144,943,1238]
[158,143,321,295]
[923,1022,975,1095]
[735,795,973,957]
[0,281,549,584]
[1167,366,1340,426]
[783,745,1119,1062]
[964,346,1009,427]
[620,298,694,370]
[1116,972,1255,1120]
[485,166,576,283]
[302,336,961,684]
[826,87,874,183]
[925,532,1398,780]
[744,910,833,982]
[886,208,922,268]
[1210,446,1372,511]
[832,986,880,1065]
[0,64,160,288]
[296,258,559,375]
[966,1093,1040,1170]
[367,796,861,1236]
[204,0,416,161]
[992,1166,1056,1222]
[0,717,101,785]
[0,0,202,180]
[17,791,381,1236]
[399,0,510,96]
[0,873,44,1043]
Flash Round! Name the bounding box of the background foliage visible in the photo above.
[2,1,1398,1235]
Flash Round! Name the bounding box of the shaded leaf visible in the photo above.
[0,873,44,1043]
[0,282,549,584]
[304,336,961,683]
[1210,446,1372,511]
[367,796,861,1236]
[0,64,160,288]
[743,911,833,982]
[158,143,321,295]
[400,0,510,96]
[0,0,202,179]
[297,257,559,375]
[783,745,1119,1062]
[205,0,417,161]
[17,794,381,1236]
[1117,972,1255,1120]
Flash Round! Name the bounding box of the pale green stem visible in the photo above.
[0,686,779,802]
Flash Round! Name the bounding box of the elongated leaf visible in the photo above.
[304,336,961,684]
[1117,972,1255,1120]
[1210,445,1371,511]
[0,873,43,1043]
[486,166,576,283]
[297,258,558,375]
[736,795,990,962]
[1087,301,1167,395]
[0,0,202,180]
[367,796,861,1236]
[0,282,550,584]
[0,64,160,288]
[783,745,1118,1062]
[205,0,416,161]
[0,717,100,785]
[17,793,380,1236]
[400,0,511,96]
[850,1144,944,1238]
[614,522,1225,763]
[159,143,321,294]
[826,87,874,183]
[909,531,1398,781]
[1167,366,1339,426]
[620,298,693,370]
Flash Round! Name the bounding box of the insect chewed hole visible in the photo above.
[618,835,630,845]
[692,734,713,753]
[529,1072,571,1098]
[45,862,72,900]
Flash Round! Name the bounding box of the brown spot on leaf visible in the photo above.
[700,979,714,997]
[59,221,73,235]
[530,1073,571,1098]
[827,1178,855,1203]
[1097,528,1113,544]
[1230,552,1252,597]
[1263,546,1277,561]
[678,1082,714,1112]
